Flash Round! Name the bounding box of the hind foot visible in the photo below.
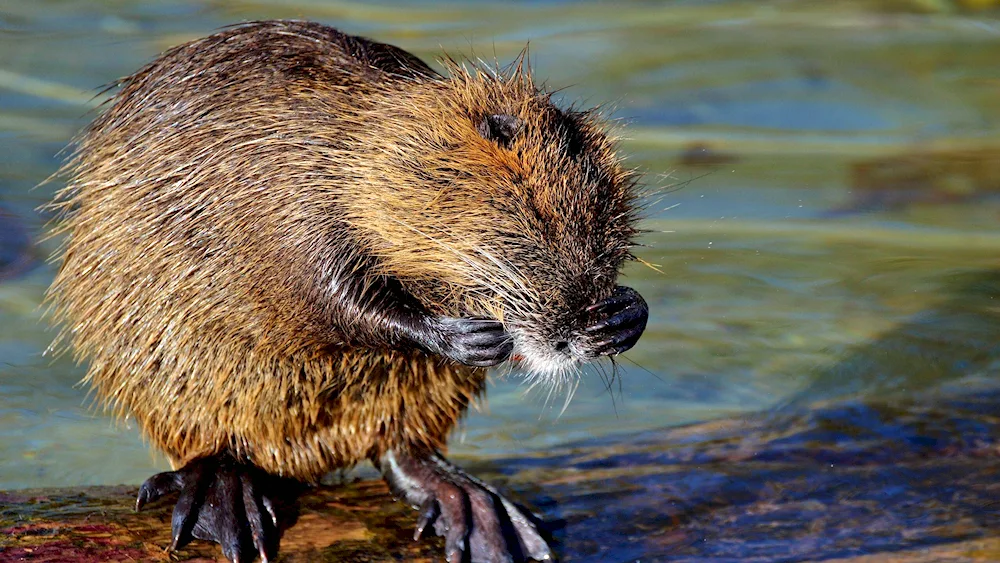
[136,453,294,563]
[380,450,553,563]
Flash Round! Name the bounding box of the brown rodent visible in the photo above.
[47,20,647,563]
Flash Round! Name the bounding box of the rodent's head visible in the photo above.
[341,59,642,379]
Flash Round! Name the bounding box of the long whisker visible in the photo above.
[374,217,595,413]
[595,360,618,419]
[382,217,522,306]
[558,376,580,418]
[611,356,624,407]
[420,222,539,316]
[619,354,664,383]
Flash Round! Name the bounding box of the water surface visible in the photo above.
[1,0,998,502]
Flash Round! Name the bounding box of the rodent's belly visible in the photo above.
[127,345,486,481]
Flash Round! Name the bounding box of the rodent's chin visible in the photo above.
[510,335,582,380]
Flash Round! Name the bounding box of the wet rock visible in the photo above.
[2,389,998,562]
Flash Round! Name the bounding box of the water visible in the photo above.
[1,0,998,499]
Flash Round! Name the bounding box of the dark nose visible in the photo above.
[580,285,648,357]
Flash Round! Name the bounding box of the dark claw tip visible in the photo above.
[384,451,553,563]
[415,499,438,541]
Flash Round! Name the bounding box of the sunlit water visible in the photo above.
[1,0,998,492]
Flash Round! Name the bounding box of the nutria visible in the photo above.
[46,20,648,563]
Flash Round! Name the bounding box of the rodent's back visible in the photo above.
[51,22,432,356]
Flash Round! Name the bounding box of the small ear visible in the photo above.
[477,114,522,148]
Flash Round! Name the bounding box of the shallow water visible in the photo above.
[1,0,998,503]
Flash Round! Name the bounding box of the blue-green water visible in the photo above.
[1,0,999,492]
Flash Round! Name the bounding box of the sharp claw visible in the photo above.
[252,538,269,563]
[170,531,185,551]
[169,482,197,551]
[222,540,242,563]
[135,482,151,511]
[262,495,278,527]
[414,498,439,540]
[242,474,271,563]
[384,451,553,563]
[583,289,648,357]
[144,456,292,562]
[136,471,182,512]
[591,333,641,356]
[444,521,468,563]
[585,286,645,319]
[435,316,513,367]
[494,496,552,561]
[584,295,628,313]
[593,338,613,349]
[585,304,643,333]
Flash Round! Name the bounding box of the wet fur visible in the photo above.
[46,21,639,480]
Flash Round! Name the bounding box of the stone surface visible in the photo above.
[2,390,999,562]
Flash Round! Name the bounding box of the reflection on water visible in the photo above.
[787,269,1000,404]
[1,0,998,525]
[0,207,33,281]
[495,383,1000,562]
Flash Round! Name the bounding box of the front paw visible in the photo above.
[582,285,648,357]
[425,317,514,367]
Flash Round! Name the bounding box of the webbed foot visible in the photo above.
[136,453,293,563]
[381,450,553,563]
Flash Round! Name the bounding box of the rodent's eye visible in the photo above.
[477,114,522,148]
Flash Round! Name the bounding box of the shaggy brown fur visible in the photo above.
[46,20,639,482]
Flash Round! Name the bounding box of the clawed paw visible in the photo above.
[136,454,287,563]
[431,317,514,367]
[382,451,553,563]
[582,285,648,357]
